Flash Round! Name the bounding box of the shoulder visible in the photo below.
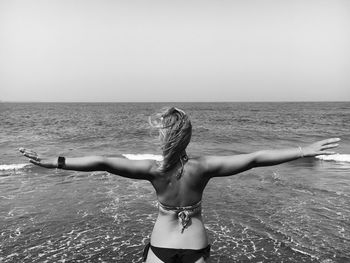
[181,156,212,188]
[191,153,257,178]
[185,156,205,168]
[183,156,209,178]
[187,156,212,172]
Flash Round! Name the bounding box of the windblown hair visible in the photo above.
[149,107,192,172]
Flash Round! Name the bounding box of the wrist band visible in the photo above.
[57,156,66,169]
[298,146,304,158]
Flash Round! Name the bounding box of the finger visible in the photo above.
[21,150,29,156]
[20,148,38,156]
[22,152,31,158]
[321,143,339,150]
[21,149,36,156]
[29,159,41,165]
[23,152,39,160]
[322,138,341,145]
[31,156,41,161]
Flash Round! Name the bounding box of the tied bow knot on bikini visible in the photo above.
[178,210,190,233]
[158,201,202,233]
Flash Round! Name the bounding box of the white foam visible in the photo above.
[122,154,163,161]
[316,154,350,163]
[0,163,30,171]
[290,247,317,259]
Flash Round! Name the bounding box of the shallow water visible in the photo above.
[1,102,350,262]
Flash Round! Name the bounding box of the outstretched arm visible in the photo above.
[202,138,340,178]
[19,148,154,180]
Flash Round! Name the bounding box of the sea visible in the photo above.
[0,102,349,263]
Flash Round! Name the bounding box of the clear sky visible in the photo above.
[0,0,349,102]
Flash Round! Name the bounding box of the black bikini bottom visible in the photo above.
[143,243,210,263]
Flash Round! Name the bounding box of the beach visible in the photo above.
[1,102,349,262]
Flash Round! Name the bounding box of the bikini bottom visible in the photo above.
[143,243,210,263]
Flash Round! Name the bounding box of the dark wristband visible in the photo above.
[57,156,66,169]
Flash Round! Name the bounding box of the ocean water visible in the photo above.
[0,102,349,263]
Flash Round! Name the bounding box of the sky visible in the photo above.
[0,0,349,102]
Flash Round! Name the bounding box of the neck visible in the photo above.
[159,151,188,172]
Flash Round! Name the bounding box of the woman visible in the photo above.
[20,107,340,263]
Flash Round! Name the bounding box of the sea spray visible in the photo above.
[0,163,30,171]
[316,154,350,163]
[122,154,163,161]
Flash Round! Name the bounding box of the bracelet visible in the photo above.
[298,146,304,158]
[57,156,66,169]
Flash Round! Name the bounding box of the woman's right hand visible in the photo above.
[19,148,57,168]
[302,138,340,157]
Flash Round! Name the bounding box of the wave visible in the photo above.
[122,154,163,161]
[316,154,350,163]
[0,163,30,171]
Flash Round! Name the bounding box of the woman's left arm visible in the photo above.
[252,138,340,167]
[201,138,340,178]
[19,148,155,180]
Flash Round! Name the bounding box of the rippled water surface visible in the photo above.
[1,102,350,262]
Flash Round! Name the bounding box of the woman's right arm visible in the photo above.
[19,148,155,180]
[201,138,340,178]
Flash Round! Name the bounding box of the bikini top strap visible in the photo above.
[176,153,188,179]
[158,200,202,211]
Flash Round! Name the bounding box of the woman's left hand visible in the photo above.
[19,148,57,168]
[302,138,340,157]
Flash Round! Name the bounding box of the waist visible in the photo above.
[151,215,208,248]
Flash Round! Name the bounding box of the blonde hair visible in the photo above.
[149,107,192,172]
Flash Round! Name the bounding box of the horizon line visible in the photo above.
[1,100,349,103]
